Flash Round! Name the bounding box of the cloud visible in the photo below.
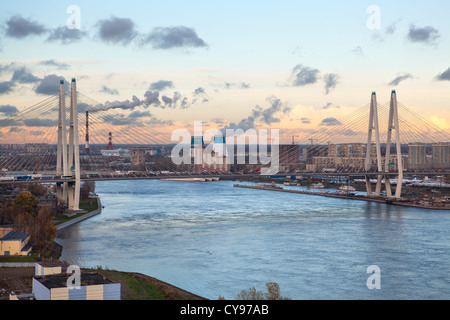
[371,20,401,42]
[149,80,174,91]
[9,127,23,133]
[5,15,47,38]
[192,87,209,104]
[23,118,58,127]
[11,67,40,84]
[97,16,138,45]
[407,25,440,45]
[94,95,143,112]
[101,113,146,126]
[351,46,364,56]
[221,96,290,134]
[386,21,400,35]
[388,73,413,86]
[34,74,68,95]
[100,86,119,95]
[435,68,450,81]
[252,96,291,125]
[323,73,340,94]
[39,59,70,70]
[143,90,161,106]
[93,84,208,112]
[142,26,207,49]
[47,26,87,44]
[320,117,342,126]
[29,130,45,136]
[128,110,151,119]
[0,63,16,74]
[222,116,256,133]
[290,64,320,87]
[101,110,172,126]
[224,82,251,89]
[0,81,15,95]
[300,117,311,124]
[0,105,19,116]
[321,102,340,110]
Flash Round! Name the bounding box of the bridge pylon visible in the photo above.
[56,78,82,212]
[364,90,404,199]
[384,90,403,199]
[365,92,383,196]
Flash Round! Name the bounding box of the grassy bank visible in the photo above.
[0,265,206,300]
[53,198,99,226]
[89,268,206,300]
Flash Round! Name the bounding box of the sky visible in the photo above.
[1,0,450,144]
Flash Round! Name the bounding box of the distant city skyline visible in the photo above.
[1,0,450,144]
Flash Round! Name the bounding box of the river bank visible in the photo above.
[233,184,450,210]
[54,197,103,231]
[0,264,206,300]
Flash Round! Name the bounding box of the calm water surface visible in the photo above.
[55,180,450,300]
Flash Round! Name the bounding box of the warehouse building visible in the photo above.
[32,271,121,300]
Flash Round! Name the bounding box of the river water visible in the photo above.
[55,179,450,300]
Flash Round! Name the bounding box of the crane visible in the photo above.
[34,158,41,174]
[292,135,299,145]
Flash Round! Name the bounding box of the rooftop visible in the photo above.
[34,272,116,289]
[0,231,28,242]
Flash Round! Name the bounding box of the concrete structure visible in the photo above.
[384,90,403,199]
[279,144,300,164]
[85,111,90,154]
[432,143,450,169]
[408,143,428,170]
[0,231,32,256]
[130,149,145,169]
[33,272,121,300]
[56,78,82,211]
[35,261,70,276]
[365,92,383,197]
[192,136,230,172]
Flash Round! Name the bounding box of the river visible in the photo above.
[55,179,450,300]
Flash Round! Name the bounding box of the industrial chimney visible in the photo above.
[85,111,90,154]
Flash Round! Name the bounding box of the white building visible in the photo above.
[33,272,121,300]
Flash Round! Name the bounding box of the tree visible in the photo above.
[236,282,290,300]
[80,181,95,199]
[237,287,265,300]
[13,191,39,216]
[31,205,57,253]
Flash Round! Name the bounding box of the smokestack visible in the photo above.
[85,111,90,154]
[106,132,113,150]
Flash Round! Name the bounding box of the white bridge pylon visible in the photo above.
[365,90,403,199]
[56,78,81,211]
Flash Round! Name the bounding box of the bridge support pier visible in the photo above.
[365,92,383,197]
[55,78,82,212]
[384,90,403,199]
[364,91,403,199]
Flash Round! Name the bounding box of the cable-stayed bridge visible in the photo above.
[0,78,449,210]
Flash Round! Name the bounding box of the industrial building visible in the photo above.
[0,225,32,256]
[408,143,428,170]
[191,136,229,172]
[432,143,450,169]
[32,272,121,300]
